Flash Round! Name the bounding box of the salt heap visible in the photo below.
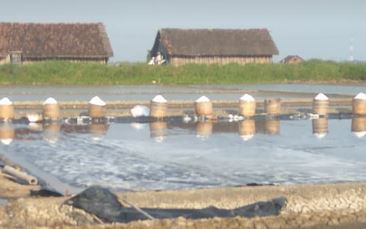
[195,96,210,103]
[354,92,366,100]
[240,94,255,102]
[152,95,167,103]
[130,105,150,117]
[43,97,58,105]
[89,96,106,106]
[314,93,329,101]
[0,97,12,105]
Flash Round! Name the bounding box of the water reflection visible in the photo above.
[238,119,255,141]
[196,121,213,139]
[88,122,110,141]
[312,118,328,139]
[0,123,15,145]
[43,123,61,144]
[264,119,280,135]
[149,121,167,143]
[3,116,366,144]
[352,116,366,138]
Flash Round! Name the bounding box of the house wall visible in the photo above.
[169,56,272,66]
[0,55,11,64]
[0,58,109,65]
[21,58,109,64]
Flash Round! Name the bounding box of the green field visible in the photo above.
[0,60,365,85]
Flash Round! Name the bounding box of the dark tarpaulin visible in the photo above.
[64,186,287,223]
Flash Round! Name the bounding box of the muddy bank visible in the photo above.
[1,178,366,228]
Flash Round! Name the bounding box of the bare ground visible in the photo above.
[2,171,366,229]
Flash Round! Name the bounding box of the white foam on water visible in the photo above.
[195,96,210,103]
[43,97,58,105]
[240,134,254,141]
[240,94,255,102]
[130,105,150,117]
[151,95,167,103]
[354,92,366,100]
[0,97,12,105]
[314,93,329,101]
[89,96,106,106]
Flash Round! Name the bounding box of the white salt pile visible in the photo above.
[354,92,366,100]
[130,105,150,117]
[27,113,43,123]
[314,93,329,101]
[89,96,106,106]
[0,97,12,105]
[152,95,167,103]
[195,96,210,103]
[240,94,255,102]
[43,97,58,105]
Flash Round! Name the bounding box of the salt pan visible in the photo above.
[0,97,12,105]
[43,97,58,105]
[89,96,106,106]
[314,93,328,101]
[240,94,255,102]
[195,96,210,103]
[152,95,167,103]
[354,93,366,100]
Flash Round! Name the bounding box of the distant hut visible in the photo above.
[149,28,279,66]
[0,22,113,64]
[280,55,304,64]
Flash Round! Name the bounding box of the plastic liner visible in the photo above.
[65,186,287,223]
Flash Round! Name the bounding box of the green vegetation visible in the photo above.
[0,60,366,85]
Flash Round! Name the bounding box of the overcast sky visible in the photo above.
[1,0,365,62]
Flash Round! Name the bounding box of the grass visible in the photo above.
[0,60,366,85]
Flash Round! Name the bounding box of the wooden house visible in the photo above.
[280,55,304,64]
[149,28,279,66]
[0,22,113,64]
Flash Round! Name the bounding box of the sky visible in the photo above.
[1,0,365,62]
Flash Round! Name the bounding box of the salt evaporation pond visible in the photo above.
[1,117,366,192]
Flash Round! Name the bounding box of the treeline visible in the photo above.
[0,60,365,85]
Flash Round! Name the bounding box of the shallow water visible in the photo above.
[1,117,366,192]
[0,83,363,101]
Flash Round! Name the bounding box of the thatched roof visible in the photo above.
[153,28,279,57]
[0,22,113,59]
[280,55,304,63]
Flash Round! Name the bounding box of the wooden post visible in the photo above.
[195,96,213,117]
